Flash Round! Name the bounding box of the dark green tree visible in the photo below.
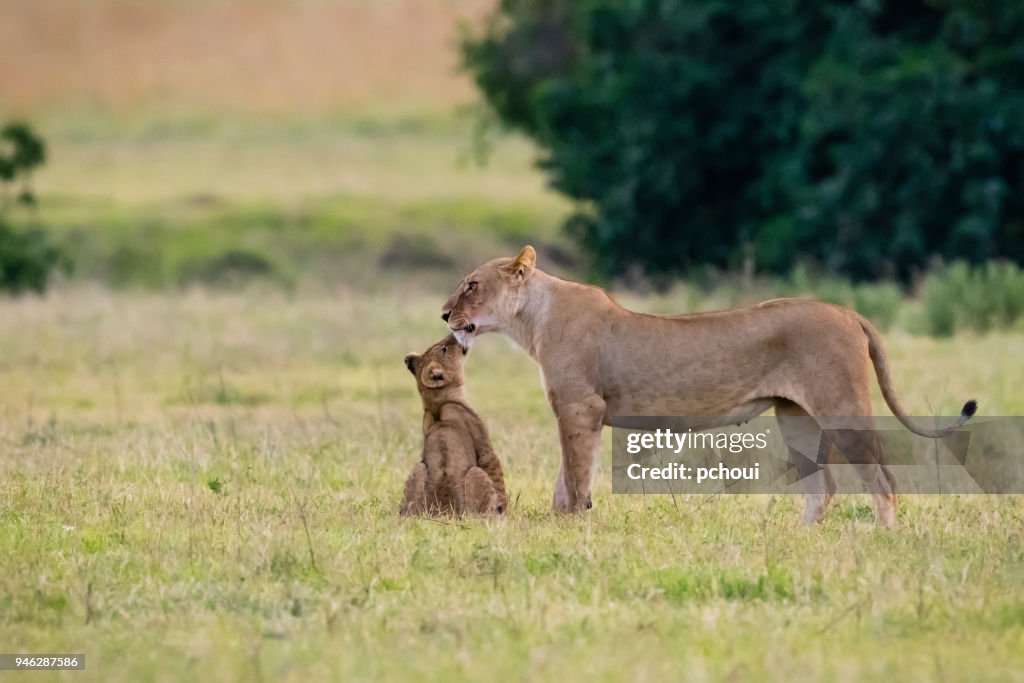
[0,122,63,293]
[462,0,1024,281]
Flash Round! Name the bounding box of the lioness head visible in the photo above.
[441,245,536,346]
[404,334,469,391]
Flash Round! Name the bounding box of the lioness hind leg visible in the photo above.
[400,463,429,516]
[463,466,498,514]
[827,427,898,528]
[775,401,836,525]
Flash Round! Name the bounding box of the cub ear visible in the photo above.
[404,353,420,375]
[508,245,536,281]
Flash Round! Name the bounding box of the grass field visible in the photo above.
[0,0,490,120]
[31,128,571,290]
[1,288,1023,682]
[4,0,573,293]
[3,1,1023,679]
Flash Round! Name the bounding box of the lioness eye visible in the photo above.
[467,281,477,292]
[442,345,448,355]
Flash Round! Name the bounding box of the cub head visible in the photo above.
[404,334,469,392]
[440,245,536,347]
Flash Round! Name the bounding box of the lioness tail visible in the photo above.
[858,315,977,438]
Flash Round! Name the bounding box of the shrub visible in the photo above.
[0,121,64,294]
[852,283,904,332]
[378,233,455,270]
[787,263,901,330]
[919,261,1024,336]
[178,249,277,287]
[0,222,63,294]
[462,1,1024,282]
[0,122,45,206]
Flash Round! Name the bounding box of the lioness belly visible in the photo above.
[594,306,802,421]
[604,396,775,428]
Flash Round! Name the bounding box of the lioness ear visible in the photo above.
[508,245,536,281]
[404,353,419,375]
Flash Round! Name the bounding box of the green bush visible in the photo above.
[177,249,279,288]
[786,263,901,330]
[0,222,63,294]
[462,1,1024,281]
[0,121,64,294]
[919,261,1024,336]
[852,283,904,332]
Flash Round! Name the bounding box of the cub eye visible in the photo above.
[441,345,448,355]
[466,281,477,292]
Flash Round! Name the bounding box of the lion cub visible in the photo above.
[401,334,507,516]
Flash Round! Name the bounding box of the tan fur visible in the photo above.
[441,246,976,526]
[400,334,507,517]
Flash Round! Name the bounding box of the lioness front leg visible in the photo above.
[551,395,605,513]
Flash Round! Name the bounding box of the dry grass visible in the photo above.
[0,0,492,119]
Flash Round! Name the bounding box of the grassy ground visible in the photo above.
[0,115,577,297]
[21,113,571,290]
[1,288,1022,682]
[3,3,1023,679]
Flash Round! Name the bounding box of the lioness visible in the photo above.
[401,334,507,516]
[441,246,977,526]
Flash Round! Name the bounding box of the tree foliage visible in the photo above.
[461,0,1024,281]
[0,121,63,293]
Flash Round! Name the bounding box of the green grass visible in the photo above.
[6,6,1024,675]
[37,190,567,290]
[1,288,1022,682]
[20,121,573,291]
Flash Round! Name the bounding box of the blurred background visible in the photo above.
[0,0,571,295]
[2,0,1023,335]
